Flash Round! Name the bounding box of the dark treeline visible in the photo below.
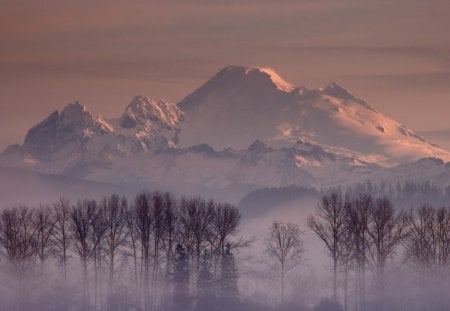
[308,189,450,311]
[1,187,450,311]
[348,180,450,208]
[239,180,450,218]
[0,191,245,311]
[239,186,319,217]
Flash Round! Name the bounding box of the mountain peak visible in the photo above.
[215,65,295,92]
[59,101,98,127]
[247,140,272,152]
[61,101,88,115]
[121,95,183,129]
[321,82,355,100]
[320,82,376,112]
[22,101,113,160]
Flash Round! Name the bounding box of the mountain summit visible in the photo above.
[119,96,183,129]
[11,65,450,166]
[22,102,113,160]
[1,65,450,200]
[177,65,450,164]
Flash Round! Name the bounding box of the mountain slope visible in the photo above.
[418,129,450,150]
[1,65,450,202]
[23,102,113,161]
[19,96,183,164]
[178,65,450,165]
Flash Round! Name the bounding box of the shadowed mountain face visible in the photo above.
[1,65,450,202]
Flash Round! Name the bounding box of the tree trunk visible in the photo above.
[333,258,337,301]
[281,262,285,306]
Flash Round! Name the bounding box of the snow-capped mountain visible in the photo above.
[19,95,183,163]
[1,65,449,202]
[108,95,184,152]
[178,65,450,165]
[22,102,113,161]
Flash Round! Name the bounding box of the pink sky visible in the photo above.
[1,0,450,149]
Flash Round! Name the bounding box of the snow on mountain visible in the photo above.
[108,95,184,152]
[19,96,183,165]
[178,65,450,165]
[1,65,450,202]
[418,129,450,150]
[22,102,113,161]
[371,157,450,189]
[69,139,378,202]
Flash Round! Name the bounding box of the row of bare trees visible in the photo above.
[308,190,450,311]
[0,191,241,311]
[3,188,450,311]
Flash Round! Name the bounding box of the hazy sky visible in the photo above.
[1,0,450,150]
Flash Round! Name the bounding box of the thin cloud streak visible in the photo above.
[1,0,450,149]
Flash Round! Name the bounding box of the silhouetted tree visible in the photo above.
[70,199,98,308]
[347,192,372,311]
[218,243,239,310]
[366,197,410,310]
[308,191,347,301]
[196,249,216,311]
[0,206,37,310]
[213,203,240,255]
[173,243,190,311]
[52,197,71,279]
[102,194,128,295]
[162,192,177,276]
[133,191,154,311]
[34,204,55,267]
[265,221,303,306]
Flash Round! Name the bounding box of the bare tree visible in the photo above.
[347,192,372,311]
[0,206,37,276]
[0,190,248,310]
[70,199,98,309]
[150,191,165,311]
[0,206,37,310]
[133,191,154,311]
[338,199,355,311]
[265,221,304,306]
[162,192,177,276]
[179,197,214,263]
[407,205,434,281]
[178,198,196,258]
[102,194,128,294]
[406,204,435,311]
[366,197,410,311]
[212,203,240,256]
[52,197,71,279]
[435,206,450,269]
[125,202,141,311]
[307,191,347,301]
[91,202,107,311]
[34,204,56,268]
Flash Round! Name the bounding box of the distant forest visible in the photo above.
[239,180,450,216]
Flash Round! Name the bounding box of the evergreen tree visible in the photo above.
[173,243,190,310]
[218,243,239,309]
[196,250,216,311]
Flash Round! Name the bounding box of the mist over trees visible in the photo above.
[308,189,450,311]
[0,191,244,311]
[1,185,450,310]
[265,221,304,306]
